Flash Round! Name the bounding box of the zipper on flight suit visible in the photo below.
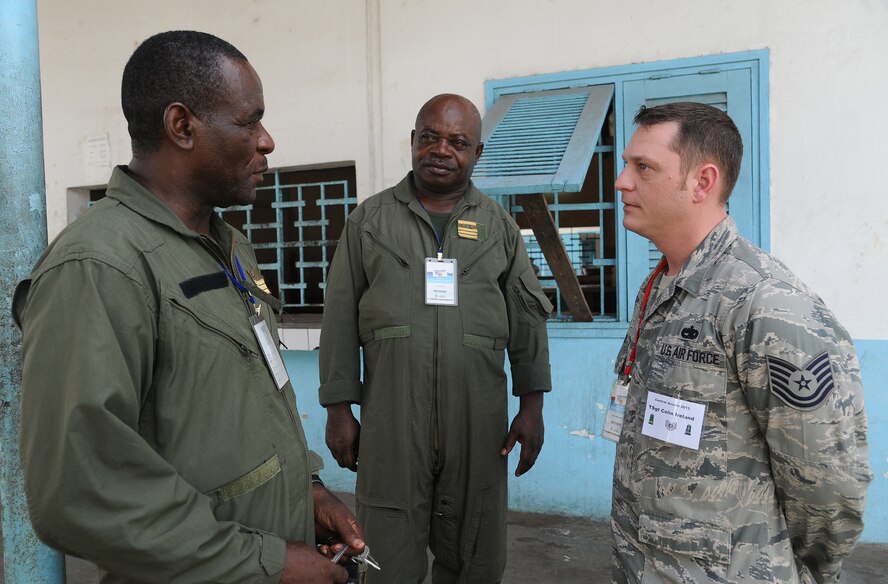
[209,232,314,494]
[224,236,315,489]
[199,235,257,320]
[200,231,316,522]
[426,201,472,474]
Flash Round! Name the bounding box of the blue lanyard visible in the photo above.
[220,255,256,307]
[417,198,444,260]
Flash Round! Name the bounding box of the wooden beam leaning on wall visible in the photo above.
[519,193,593,322]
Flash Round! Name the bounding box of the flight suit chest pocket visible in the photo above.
[359,229,412,332]
[644,323,727,479]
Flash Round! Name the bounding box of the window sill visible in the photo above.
[547,320,628,339]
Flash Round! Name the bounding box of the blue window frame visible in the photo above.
[481,50,769,332]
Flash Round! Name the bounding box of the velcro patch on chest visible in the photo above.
[766,351,834,410]
[179,272,229,298]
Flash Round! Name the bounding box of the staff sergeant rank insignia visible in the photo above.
[766,351,835,410]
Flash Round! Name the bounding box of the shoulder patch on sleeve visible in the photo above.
[766,351,834,410]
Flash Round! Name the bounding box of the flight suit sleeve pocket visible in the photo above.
[514,268,553,326]
[638,512,730,567]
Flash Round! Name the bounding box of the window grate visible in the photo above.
[493,134,618,321]
[217,167,357,312]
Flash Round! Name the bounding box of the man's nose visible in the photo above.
[430,137,452,157]
[258,122,275,154]
[615,167,631,192]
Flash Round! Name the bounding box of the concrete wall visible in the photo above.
[35,0,888,540]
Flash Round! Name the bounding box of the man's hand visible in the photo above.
[325,403,360,471]
[279,542,349,584]
[500,391,545,477]
[313,483,365,555]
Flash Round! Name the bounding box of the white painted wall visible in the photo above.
[37,0,888,338]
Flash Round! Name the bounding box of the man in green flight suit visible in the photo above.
[319,94,553,583]
[14,31,363,584]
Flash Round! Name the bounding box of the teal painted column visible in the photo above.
[0,0,66,581]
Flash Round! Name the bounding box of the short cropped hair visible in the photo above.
[122,31,247,154]
[634,102,743,202]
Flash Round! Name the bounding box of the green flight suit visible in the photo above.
[319,174,552,583]
[14,166,322,583]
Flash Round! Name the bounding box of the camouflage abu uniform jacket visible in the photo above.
[611,217,872,584]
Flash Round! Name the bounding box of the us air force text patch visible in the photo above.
[766,351,834,410]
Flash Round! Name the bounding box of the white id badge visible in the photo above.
[640,390,706,450]
[250,315,290,390]
[602,380,629,442]
[425,258,458,306]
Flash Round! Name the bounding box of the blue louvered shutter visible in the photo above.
[472,85,614,195]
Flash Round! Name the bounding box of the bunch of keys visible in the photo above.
[331,545,381,583]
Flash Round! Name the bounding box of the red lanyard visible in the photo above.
[623,257,668,379]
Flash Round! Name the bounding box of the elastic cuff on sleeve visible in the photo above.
[510,362,552,396]
[319,379,362,406]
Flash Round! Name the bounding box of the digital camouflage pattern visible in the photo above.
[611,217,872,584]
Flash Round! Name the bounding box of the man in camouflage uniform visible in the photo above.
[610,102,872,583]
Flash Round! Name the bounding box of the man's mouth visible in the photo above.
[424,161,453,174]
[252,167,268,184]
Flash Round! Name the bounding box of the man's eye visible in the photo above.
[421,134,437,143]
[451,141,467,150]
[638,163,649,171]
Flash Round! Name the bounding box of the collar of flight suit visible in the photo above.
[393,171,485,211]
[672,215,741,297]
[104,166,283,312]
[105,165,234,243]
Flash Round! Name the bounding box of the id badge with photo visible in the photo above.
[250,314,290,390]
[425,257,458,306]
[602,380,629,442]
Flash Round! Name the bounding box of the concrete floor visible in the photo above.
[3,493,886,582]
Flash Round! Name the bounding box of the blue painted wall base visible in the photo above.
[283,336,888,543]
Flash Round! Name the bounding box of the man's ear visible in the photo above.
[410,129,415,147]
[475,141,484,160]
[692,163,720,204]
[164,102,196,151]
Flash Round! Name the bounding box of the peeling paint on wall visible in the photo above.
[569,429,596,441]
